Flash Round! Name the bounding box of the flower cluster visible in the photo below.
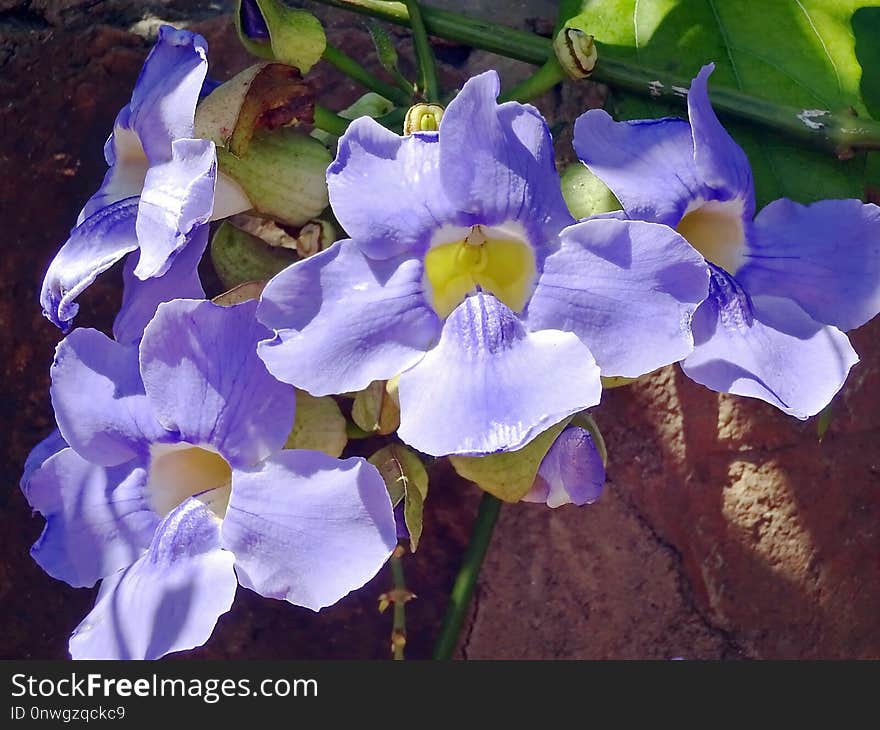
[22,25,880,659]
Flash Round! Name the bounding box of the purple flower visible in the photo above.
[21,298,396,660]
[257,72,708,457]
[575,64,880,418]
[40,26,252,340]
[521,426,605,508]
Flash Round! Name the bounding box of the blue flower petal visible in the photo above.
[26,448,157,588]
[528,217,708,377]
[140,299,295,468]
[681,267,858,418]
[328,119,452,259]
[222,451,396,611]
[438,71,574,250]
[40,198,140,331]
[69,497,236,660]
[397,292,602,456]
[738,198,880,332]
[51,328,165,466]
[113,225,207,344]
[257,240,440,395]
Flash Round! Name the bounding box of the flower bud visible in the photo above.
[235,0,326,73]
[352,380,401,435]
[521,425,605,508]
[210,220,297,291]
[216,128,332,226]
[404,103,444,135]
[285,390,347,458]
[561,163,622,219]
[553,25,597,80]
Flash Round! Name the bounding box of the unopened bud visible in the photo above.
[404,103,444,135]
[553,26,597,80]
[217,128,332,226]
[235,0,326,73]
[210,220,297,291]
[352,380,400,436]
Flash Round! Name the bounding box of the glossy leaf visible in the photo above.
[570,0,878,205]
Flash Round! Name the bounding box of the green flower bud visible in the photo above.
[449,417,572,502]
[560,163,621,219]
[285,390,347,458]
[404,103,444,135]
[352,379,400,436]
[217,127,332,227]
[229,214,337,258]
[210,220,297,291]
[235,0,326,73]
[553,26,597,80]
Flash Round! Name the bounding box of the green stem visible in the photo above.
[500,59,566,104]
[432,493,502,660]
[322,43,411,106]
[313,103,350,136]
[309,0,880,154]
[405,0,441,103]
[390,546,408,660]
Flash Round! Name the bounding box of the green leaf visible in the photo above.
[570,0,877,205]
[235,1,326,73]
[210,221,297,291]
[368,444,429,550]
[285,390,347,457]
[448,418,572,502]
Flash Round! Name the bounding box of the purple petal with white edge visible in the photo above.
[258,239,440,395]
[397,292,602,456]
[40,198,140,331]
[26,448,158,588]
[439,71,574,247]
[222,451,396,611]
[574,112,699,226]
[738,198,880,332]
[69,497,237,660]
[140,298,295,468]
[528,217,709,377]
[327,118,453,259]
[127,26,208,165]
[688,64,755,219]
[20,429,67,494]
[681,267,858,419]
[113,225,207,344]
[51,329,165,467]
[522,426,605,508]
[134,137,216,280]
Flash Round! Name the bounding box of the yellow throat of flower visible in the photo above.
[423,224,537,318]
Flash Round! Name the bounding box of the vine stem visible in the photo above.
[322,43,412,106]
[432,493,502,660]
[389,545,409,660]
[310,0,880,154]
[404,0,441,103]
